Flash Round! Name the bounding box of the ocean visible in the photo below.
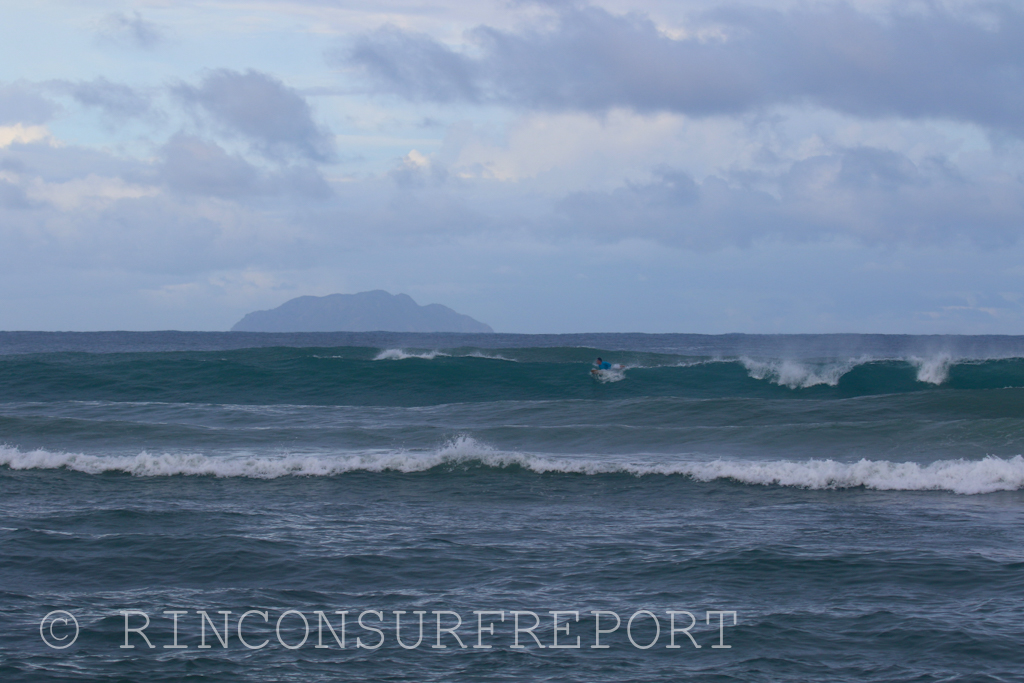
[1,331,1023,682]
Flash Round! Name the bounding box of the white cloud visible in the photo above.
[0,124,54,147]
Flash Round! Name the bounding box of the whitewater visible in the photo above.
[4,441,1024,495]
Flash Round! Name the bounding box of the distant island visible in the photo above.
[230,290,494,333]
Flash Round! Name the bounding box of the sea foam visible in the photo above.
[909,355,953,385]
[3,440,1023,495]
[740,354,966,388]
[740,357,862,389]
[373,348,513,361]
[591,367,627,383]
[373,349,447,360]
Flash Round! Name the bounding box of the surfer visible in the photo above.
[593,357,612,371]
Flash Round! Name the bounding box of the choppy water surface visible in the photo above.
[1,332,1023,681]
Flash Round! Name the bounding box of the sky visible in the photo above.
[1,0,1023,333]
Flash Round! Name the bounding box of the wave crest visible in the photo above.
[373,349,447,361]
[591,367,627,383]
[740,357,860,389]
[681,455,1024,495]
[909,355,953,385]
[3,441,1023,495]
[740,354,967,389]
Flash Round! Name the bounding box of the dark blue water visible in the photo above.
[1,332,1023,682]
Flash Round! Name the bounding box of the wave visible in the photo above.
[466,351,515,361]
[3,347,1024,406]
[682,455,1024,495]
[369,347,973,389]
[737,354,971,389]
[3,439,1022,495]
[373,349,447,360]
[374,348,516,362]
[740,357,864,389]
[909,355,953,385]
[591,367,627,383]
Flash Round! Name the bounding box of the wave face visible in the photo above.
[3,345,1024,406]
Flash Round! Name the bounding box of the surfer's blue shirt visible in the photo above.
[595,361,612,370]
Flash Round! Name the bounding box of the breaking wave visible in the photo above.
[373,349,448,360]
[372,349,515,362]
[466,351,515,361]
[3,439,1022,495]
[737,354,1009,389]
[591,367,627,383]
[909,355,953,385]
[740,357,863,389]
[2,346,1024,407]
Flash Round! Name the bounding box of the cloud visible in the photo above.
[347,26,482,102]
[174,69,336,162]
[344,2,1024,135]
[0,83,59,125]
[3,121,1023,333]
[389,149,448,187]
[158,134,260,198]
[6,0,1024,333]
[98,11,164,50]
[0,124,53,148]
[557,147,1024,248]
[22,174,160,212]
[157,133,332,199]
[62,78,152,120]
[0,133,148,182]
[0,180,34,210]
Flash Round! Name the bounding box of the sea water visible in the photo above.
[1,331,1023,681]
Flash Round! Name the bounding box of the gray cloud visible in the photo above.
[0,180,34,210]
[158,134,332,199]
[348,26,482,102]
[159,134,260,198]
[98,12,164,50]
[557,147,1024,248]
[0,144,311,276]
[63,78,152,119]
[0,134,148,182]
[174,69,336,162]
[3,120,1020,298]
[344,2,1024,135]
[388,155,449,188]
[0,82,59,125]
